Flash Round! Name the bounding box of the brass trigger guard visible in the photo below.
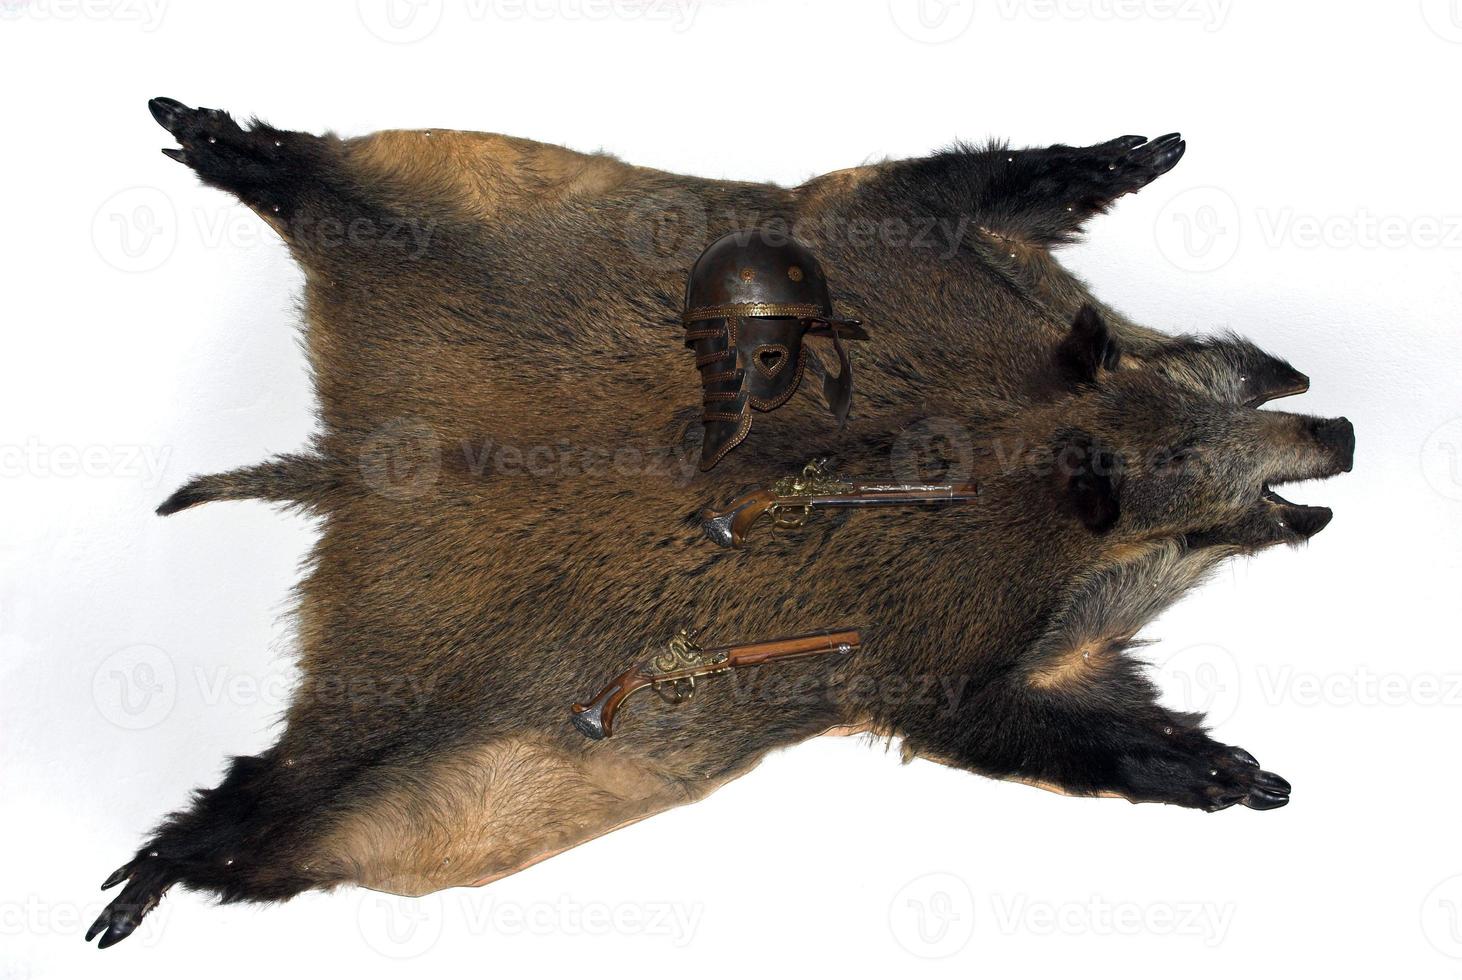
[652,676,696,705]
[770,503,812,532]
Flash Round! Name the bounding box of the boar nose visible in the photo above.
[1308,417,1354,472]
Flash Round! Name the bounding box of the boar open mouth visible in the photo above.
[1261,484,1334,539]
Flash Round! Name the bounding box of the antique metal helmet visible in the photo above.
[682,230,867,470]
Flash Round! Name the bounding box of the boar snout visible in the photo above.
[1307,416,1355,473]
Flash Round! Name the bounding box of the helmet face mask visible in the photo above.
[682,231,866,470]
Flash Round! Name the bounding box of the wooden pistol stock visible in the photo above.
[570,627,861,739]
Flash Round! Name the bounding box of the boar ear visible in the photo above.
[1053,428,1121,533]
[1056,304,1121,386]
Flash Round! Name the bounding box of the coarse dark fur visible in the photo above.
[89,98,1355,948]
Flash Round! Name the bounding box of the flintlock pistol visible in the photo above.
[700,459,981,548]
[570,626,861,740]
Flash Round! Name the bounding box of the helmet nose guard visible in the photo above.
[681,231,868,471]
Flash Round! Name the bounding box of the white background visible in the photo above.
[3,0,1461,976]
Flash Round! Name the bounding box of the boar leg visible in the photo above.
[898,540,1290,811]
[878,133,1185,249]
[148,97,348,236]
[909,680,1290,812]
[88,745,352,948]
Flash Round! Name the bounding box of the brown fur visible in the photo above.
[87,102,1354,948]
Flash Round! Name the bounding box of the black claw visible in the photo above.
[87,863,171,948]
[1243,787,1290,811]
[96,921,137,950]
[1225,746,1260,768]
[148,96,189,131]
[1251,770,1291,794]
[1100,134,1147,152]
[100,864,131,890]
[1152,140,1186,174]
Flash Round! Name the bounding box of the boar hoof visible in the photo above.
[148,96,305,216]
[1203,744,1291,812]
[87,852,176,949]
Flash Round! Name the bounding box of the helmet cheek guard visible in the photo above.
[681,232,867,471]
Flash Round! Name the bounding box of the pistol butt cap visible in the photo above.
[701,509,738,549]
[570,706,608,740]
